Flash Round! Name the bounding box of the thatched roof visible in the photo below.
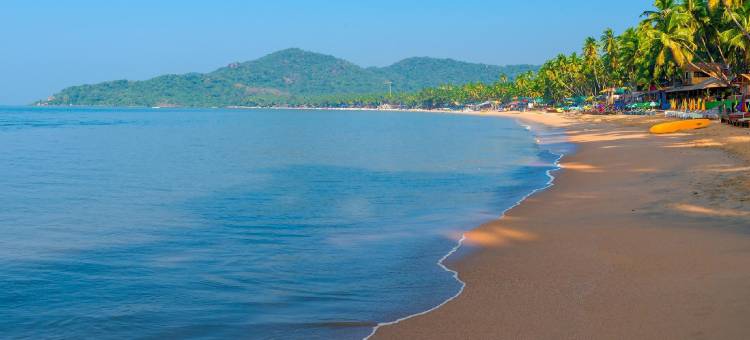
[666,77,731,93]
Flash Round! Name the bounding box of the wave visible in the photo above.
[364,119,570,339]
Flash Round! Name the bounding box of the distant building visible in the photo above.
[681,63,729,86]
[665,63,734,111]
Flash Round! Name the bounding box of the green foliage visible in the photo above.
[418,0,750,106]
[372,57,536,92]
[45,1,750,109]
[41,48,538,107]
[348,0,750,109]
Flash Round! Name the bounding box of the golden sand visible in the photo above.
[373,111,750,339]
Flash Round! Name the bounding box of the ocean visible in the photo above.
[0,107,569,339]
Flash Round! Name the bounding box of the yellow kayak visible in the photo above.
[649,119,711,134]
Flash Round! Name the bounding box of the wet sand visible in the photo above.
[373,112,750,339]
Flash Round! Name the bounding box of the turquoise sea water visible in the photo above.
[0,107,569,339]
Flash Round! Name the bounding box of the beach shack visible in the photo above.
[601,87,630,110]
[470,100,498,111]
[665,63,734,112]
[733,74,750,111]
[718,74,750,125]
[625,89,663,108]
[502,97,531,112]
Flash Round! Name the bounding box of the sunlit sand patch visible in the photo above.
[689,138,722,147]
[664,139,723,148]
[700,165,750,173]
[464,226,537,247]
[663,142,693,148]
[728,136,750,143]
[569,131,649,143]
[672,203,750,218]
[652,132,692,137]
[561,162,602,172]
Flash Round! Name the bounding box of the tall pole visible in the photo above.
[385,81,393,97]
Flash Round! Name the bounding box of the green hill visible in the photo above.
[41,48,538,107]
[373,57,535,93]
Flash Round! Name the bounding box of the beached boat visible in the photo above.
[649,119,711,134]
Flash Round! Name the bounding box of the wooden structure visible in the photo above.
[665,63,734,111]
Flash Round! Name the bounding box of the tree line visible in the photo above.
[328,0,750,109]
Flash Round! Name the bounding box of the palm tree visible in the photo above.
[601,28,621,87]
[720,3,750,70]
[709,0,750,42]
[536,53,588,101]
[683,0,723,63]
[640,0,732,84]
[707,0,750,65]
[499,74,509,84]
[641,0,693,64]
[583,37,603,94]
[709,0,743,6]
[618,27,644,88]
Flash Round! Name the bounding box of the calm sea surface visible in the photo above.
[0,107,568,339]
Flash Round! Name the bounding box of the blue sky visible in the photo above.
[1,0,653,104]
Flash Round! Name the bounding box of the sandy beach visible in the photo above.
[373,112,750,339]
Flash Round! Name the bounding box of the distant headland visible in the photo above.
[38,48,537,108]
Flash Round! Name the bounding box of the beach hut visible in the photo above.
[666,63,735,113]
[472,101,498,111]
[666,77,733,111]
[732,74,750,112]
[634,85,671,110]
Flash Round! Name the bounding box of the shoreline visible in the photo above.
[372,111,750,339]
[365,116,571,339]
[13,106,750,337]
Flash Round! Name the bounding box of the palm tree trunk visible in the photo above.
[713,27,729,65]
[699,36,716,63]
[730,13,750,42]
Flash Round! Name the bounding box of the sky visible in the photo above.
[1,0,654,104]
